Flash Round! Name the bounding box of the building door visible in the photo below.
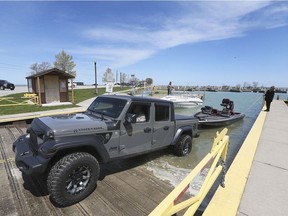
[45,75,60,103]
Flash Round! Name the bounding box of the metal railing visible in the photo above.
[149,128,229,216]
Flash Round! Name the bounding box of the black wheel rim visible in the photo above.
[182,142,189,155]
[66,166,91,195]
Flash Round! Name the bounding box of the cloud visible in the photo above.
[76,1,288,68]
[70,46,155,68]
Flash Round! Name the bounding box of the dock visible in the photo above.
[204,100,288,216]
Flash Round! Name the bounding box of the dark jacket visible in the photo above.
[264,89,275,102]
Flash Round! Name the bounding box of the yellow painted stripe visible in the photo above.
[203,109,267,216]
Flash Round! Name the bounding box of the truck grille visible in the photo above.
[29,129,40,154]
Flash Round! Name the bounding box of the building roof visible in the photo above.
[26,68,75,79]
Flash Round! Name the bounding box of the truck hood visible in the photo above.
[39,113,109,137]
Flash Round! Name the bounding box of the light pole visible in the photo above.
[94,61,98,94]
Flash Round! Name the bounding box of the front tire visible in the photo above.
[47,152,100,207]
[173,135,192,156]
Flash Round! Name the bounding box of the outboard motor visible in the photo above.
[221,98,234,114]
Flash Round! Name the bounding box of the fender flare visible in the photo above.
[48,135,111,163]
[171,126,193,146]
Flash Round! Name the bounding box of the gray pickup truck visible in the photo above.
[13,95,199,206]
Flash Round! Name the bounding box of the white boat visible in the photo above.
[161,94,203,108]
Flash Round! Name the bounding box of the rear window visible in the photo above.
[155,104,170,121]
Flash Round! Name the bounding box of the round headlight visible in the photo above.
[46,130,54,139]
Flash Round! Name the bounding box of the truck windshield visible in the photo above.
[87,97,127,118]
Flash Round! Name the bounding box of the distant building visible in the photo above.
[75,81,84,86]
[26,68,75,105]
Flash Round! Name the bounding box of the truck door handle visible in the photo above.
[144,127,152,133]
[163,126,169,130]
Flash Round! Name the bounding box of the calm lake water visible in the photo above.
[144,91,287,212]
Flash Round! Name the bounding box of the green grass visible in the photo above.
[0,87,130,116]
[69,87,105,104]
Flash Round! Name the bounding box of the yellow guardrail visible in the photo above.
[0,93,39,106]
[203,109,267,216]
[149,128,229,216]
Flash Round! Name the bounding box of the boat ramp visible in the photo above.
[0,123,187,215]
[0,100,288,215]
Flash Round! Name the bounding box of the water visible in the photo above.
[147,92,264,169]
[144,91,287,213]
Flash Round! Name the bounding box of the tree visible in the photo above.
[243,82,250,88]
[252,82,259,88]
[30,62,52,75]
[54,50,76,77]
[120,72,128,84]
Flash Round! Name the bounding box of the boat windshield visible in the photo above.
[87,97,127,118]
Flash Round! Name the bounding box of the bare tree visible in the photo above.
[120,72,128,84]
[54,50,76,77]
[30,62,52,75]
[243,82,250,88]
[252,82,259,88]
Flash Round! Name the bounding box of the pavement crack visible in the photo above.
[256,160,288,171]
[238,211,249,216]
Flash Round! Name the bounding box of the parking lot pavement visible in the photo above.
[0,85,28,97]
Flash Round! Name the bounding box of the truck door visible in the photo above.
[152,103,174,149]
[119,102,153,156]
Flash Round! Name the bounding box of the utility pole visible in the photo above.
[94,61,98,94]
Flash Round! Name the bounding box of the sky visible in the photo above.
[0,1,288,88]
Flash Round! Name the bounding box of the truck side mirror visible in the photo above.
[126,113,136,124]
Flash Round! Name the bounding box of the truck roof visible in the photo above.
[100,94,174,105]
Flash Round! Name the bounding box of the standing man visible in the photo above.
[264,86,275,112]
[167,81,172,95]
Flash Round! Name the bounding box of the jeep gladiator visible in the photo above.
[13,95,199,206]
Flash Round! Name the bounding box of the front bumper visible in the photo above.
[12,135,48,175]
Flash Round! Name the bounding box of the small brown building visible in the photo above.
[26,68,75,105]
